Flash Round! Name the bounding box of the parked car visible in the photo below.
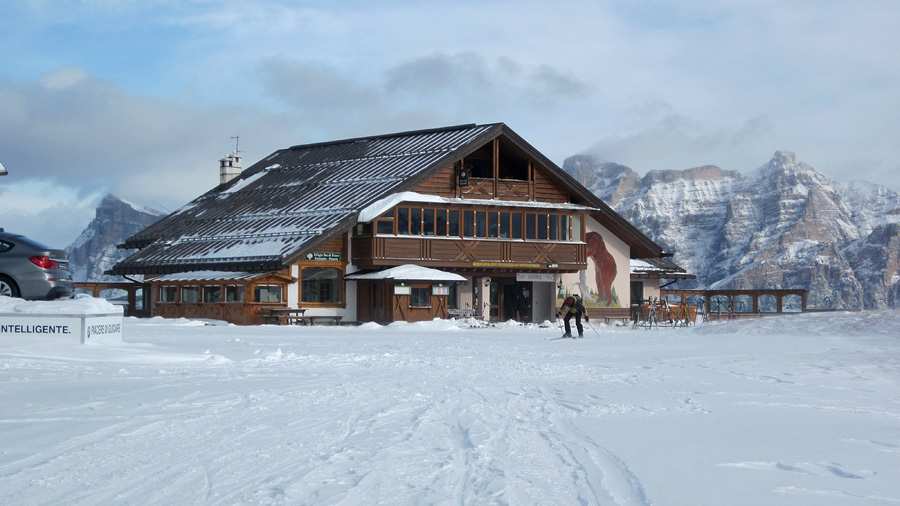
[0,230,73,300]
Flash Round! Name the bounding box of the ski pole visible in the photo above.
[586,318,602,337]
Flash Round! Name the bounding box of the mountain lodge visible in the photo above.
[110,123,690,324]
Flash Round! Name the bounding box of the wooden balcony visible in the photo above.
[352,236,586,271]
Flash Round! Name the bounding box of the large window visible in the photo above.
[537,214,548,240]
[465,143,494,178]
[423,208,435,236]
[410,287,430,308]
[499,212,510,238]
[181,286,200,304]
[225,285,243,303]
[377,210,394,235]
[255,284,283,303]
[377,206,582,242]
[436,209,447,236]
[159,286,177,303]
[511,212,522,239]
[301,268,342,304]
[498,138,529,181]
[203,286,222,303]
[525,213,536,239]
[548,214,558,241]
[449,210,460,236]
[410,208,421,235]
[397,208,410,235]
[463,210,474,237]
[475,211,486,238]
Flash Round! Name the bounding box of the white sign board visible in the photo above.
[394,285,411,295]
[0,312,123,344]
[516,272,555,283]
[432,285,450,295]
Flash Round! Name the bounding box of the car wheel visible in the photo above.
[0,275,20,298]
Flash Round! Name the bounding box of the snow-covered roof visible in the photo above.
[630,258,694,279]
[357,191,597,222]
[346,264,467,282]
[113,124,498,274]
[146,271,264,283]
[629,259,667,273]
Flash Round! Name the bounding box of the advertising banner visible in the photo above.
[0,312,124,344]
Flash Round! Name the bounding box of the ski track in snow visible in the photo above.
[0,311,899,505]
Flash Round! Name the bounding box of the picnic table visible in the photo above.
[261,308,306,325]
[260,308,343,326]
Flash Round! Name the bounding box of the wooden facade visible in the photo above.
[113,123,678,326]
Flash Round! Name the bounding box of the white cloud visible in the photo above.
[0,178,103,246]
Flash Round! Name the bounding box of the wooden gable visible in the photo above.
[412,135,572,204]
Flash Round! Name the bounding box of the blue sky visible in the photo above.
[2,0,899,245]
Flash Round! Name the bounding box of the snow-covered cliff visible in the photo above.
[564,151,900,309]
[66,194,162,282]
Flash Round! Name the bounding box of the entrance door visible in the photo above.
[631,281,644,305]
[490,279,533,322]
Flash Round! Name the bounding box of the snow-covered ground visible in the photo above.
[1,310,899,505]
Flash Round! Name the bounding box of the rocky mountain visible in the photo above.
[564,151,900,309]
[66,194,163,282]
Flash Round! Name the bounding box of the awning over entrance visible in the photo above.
[346,264,467,282]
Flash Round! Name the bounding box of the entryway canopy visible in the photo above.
[346,264,466,282]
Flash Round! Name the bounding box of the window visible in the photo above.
[255,284,283,303]
[0,240,13,253]
[423,208,435,236]
[526,213,536,239]
[560,215,569,241]
[537,214,548,240]
[463,210,474,237]
[410,287,430,307]
[397,207,410,235]
[203,286,222,303]
[159,286,177,303]
[226,285,243,302]
[511,212,522,239]
[475,211,486,237]
[436,209,447,236]
[499,212,510,238]
[548,214,558,241]
[571,215,582,241]
[411,207,421,235]
[498,138,529,180]
[465,143,493,178]
[377,210,394,235]
[449,210,460,236]
[301,268,342,304]
[181,286,200,304]
[488,211,499,238]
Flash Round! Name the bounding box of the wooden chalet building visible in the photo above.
[111,123,689,324]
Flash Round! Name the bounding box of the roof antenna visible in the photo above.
[230,135,241,156]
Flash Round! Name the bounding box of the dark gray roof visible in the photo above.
[113,124,497,274]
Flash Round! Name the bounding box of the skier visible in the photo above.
[557,294,589,338]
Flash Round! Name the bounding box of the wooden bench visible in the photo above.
[261,308,307,325]
[299,315,343,326]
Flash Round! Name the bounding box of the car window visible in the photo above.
[9,235,51,250]
[0,240,13,253]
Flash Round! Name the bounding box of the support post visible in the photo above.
[800,291,808,312]
[752,293,759,313]
[776,295,783,313]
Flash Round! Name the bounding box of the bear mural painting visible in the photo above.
[583,231,617,306]
[558,217,633,312]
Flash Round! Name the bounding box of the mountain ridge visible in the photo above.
[564,151,900,309]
